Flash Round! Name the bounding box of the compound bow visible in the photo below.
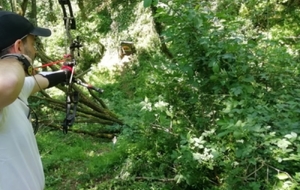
[58,0,103,133]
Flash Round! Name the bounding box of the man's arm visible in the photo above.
[30,74,49,94]
[31,68,72,94]
[0,58,26,109]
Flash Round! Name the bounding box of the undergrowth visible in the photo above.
[35,0,300,189]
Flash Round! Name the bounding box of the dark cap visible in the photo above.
[0,11,51,51]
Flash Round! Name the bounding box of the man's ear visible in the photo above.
[10,39,23,53]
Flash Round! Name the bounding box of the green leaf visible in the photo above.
[231,86,243,96]
[277,173,289,180]
[217,130,231,138]
[245,85,254,93]
[212,63,220,73]
[152,0,158,5]
[143,0,152,8]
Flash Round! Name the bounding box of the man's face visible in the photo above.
[21,34,37,61]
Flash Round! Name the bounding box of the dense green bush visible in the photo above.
[115,0,300,189]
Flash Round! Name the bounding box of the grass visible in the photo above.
[36,128,125,190]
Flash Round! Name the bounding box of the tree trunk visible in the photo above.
[20,0,28,15]
[77,0,87,20]
[9,0,15,12]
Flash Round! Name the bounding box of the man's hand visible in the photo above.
[61,63,75,83]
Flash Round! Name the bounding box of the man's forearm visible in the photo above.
[30,69,71,94]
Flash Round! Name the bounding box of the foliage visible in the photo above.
[23,0,300,189]
[113,0,300,189]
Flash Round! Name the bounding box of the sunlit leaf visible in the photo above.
[285,132,297,140]
[277,173,289,180]
[277,139,291,150]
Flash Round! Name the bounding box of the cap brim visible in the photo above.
[30,27,51,37]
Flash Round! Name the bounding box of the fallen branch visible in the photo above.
[134,176,175,182]
[45,124,118,139]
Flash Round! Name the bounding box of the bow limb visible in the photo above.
[58,0,77,57]
[58,0,76,30]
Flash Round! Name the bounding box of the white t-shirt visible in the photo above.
[0,77,45,190]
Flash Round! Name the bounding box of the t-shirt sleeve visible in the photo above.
[18,77,35,103]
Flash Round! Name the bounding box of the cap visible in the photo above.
[0,11,51,51]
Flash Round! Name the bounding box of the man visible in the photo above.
[0,11,71,190]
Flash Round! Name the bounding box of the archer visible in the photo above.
[0,10,73,190]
